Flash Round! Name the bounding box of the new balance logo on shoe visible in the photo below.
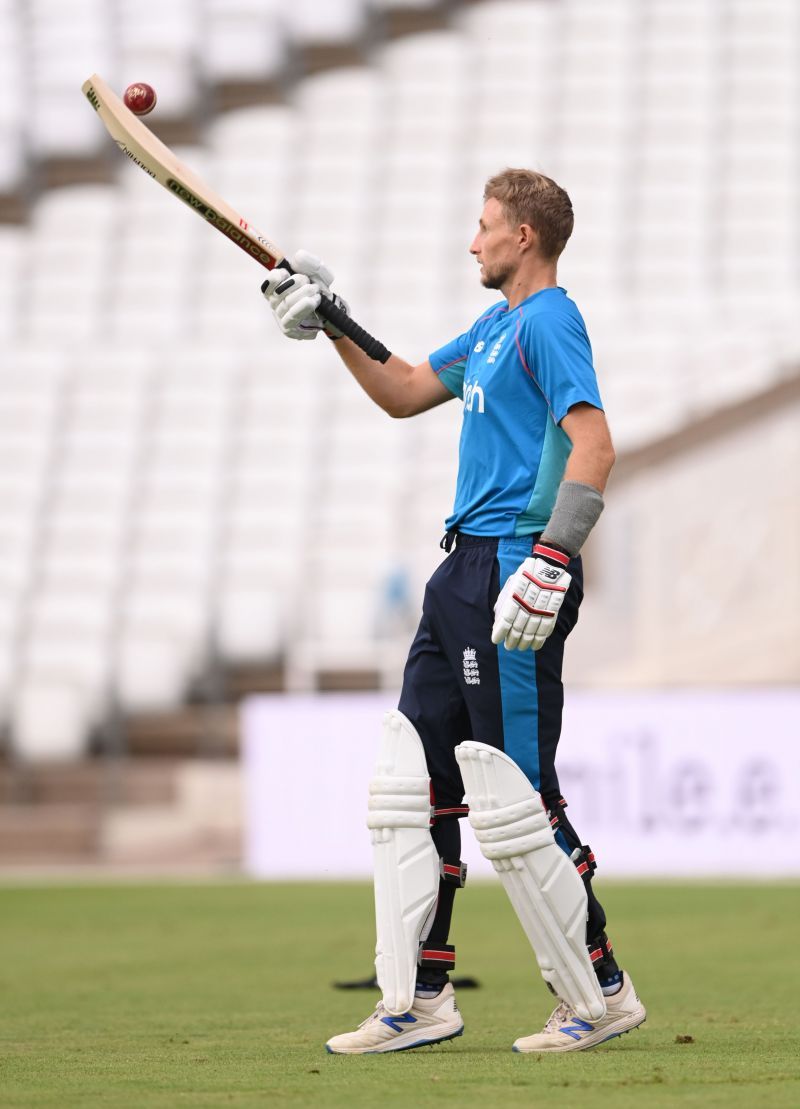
[381,1012,418,1034]
[512,974,646,1054]
[325,983,464,1053]
[559,1018,594,1040]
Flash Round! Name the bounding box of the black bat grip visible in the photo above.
[316,295,392,364]
[263,259,391,364]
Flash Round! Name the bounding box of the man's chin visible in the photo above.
[479,268,507,291]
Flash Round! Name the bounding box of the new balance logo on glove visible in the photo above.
[492,544,572,652]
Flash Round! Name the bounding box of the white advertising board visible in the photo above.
[242,690,800,879]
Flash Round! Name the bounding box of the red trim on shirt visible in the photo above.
[477,303,508,325]
[514,311,541,388]
[434,355,467,376]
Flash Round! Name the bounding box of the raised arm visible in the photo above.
[327,338,453,418]
[261,251,454,418]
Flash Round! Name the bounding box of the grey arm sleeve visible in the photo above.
[541,480,604,557]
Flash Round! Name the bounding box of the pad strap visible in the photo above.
[418,943,456,972]
[439,858,468,887]
[572,845,597,884]
[588,934,614,966]
[433,804,470,821]
[546,796,568,832]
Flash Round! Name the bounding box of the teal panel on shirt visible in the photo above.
[437,357,467,398]
[496,538,540,790]
[515,416,573,536]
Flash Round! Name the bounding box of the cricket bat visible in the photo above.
[82,73,391,363]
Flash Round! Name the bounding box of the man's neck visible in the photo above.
[503,264,559,309]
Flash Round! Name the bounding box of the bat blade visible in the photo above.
[82,73,286,271]
[82,73,392,362]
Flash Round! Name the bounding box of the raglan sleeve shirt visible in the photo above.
[429,329,470,399]
[423,289,604,536]
[518,306,603,423]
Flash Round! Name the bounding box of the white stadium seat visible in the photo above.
[203,16,287,84]
[10,676,94,762]
[284,0,368,46]
[216,584,284,664]
[0,0,796,738]
[115,630,195,714]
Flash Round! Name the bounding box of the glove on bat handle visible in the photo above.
[316,294,392,364]
[264,259,392,364]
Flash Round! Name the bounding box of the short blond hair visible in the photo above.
[484,168,574,261]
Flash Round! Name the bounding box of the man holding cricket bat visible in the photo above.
[263,169,646,1055]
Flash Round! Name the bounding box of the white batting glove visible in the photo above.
[491,543,572,651]
[261,250,350,341]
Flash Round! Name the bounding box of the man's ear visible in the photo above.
[518,222,539,254]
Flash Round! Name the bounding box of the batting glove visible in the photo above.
[491,543,572,651]
[261,250,350,341]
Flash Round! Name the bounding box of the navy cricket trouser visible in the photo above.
[398,534,617,986]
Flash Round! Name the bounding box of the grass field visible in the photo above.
[1,881,799,1108]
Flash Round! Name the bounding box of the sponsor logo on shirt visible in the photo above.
[473,340,486,353]
[487,333,507,364]
[463,380,485,413]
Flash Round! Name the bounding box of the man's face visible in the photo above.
[469,198,520,290]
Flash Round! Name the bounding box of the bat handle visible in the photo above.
[316,294,392,364]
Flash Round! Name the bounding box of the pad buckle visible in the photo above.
[546,796,568,832]
[439,858,468,887]
[572,844,597,883]
[588,934,614,966]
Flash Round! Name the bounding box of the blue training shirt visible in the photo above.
[429,286,603,537]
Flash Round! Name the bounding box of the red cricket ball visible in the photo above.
[123,82,157,116]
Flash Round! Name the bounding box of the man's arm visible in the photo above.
[537,402,614,555]
[261,254,454,418]
[492,403,615,652]
[327,336,454,418]
[559,403,616,492]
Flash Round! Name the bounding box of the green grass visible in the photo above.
[0,881,799,1108]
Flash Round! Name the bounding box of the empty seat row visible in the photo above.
[2,0,799,761]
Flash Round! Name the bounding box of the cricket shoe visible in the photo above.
[512,973,646,1054]
[325,984,463,1054]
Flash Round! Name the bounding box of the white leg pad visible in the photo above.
[367,710,439,1015]
[455,740,606,1021]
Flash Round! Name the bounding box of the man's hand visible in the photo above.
[261,249,350,341]
[491,544,572,651]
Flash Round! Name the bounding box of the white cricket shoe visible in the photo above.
[325,984,464,1054]
[512,974,646,1054]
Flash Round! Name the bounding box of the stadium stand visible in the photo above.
[0,0,797,782]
